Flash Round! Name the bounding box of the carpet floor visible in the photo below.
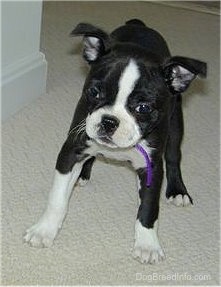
[1,1,220,285]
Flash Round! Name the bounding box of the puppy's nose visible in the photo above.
[100,115,120,135]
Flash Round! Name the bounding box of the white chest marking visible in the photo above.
[86,140,153,170]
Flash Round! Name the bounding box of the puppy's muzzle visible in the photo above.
[98,115,120,138]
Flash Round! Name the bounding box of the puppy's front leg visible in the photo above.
[24,139,87,248]
[133,159,165,264]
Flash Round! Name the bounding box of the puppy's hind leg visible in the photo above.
[24,139,88,247]
[165,95,193,206]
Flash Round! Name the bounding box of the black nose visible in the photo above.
[100,115,120,136]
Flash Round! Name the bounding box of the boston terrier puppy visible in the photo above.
[24,19,207,264]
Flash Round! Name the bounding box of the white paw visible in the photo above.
[133,244,165,264]
[77,178,89,187]
[24,218,59,248]
[167,194,192,207]
[133,220,165,264]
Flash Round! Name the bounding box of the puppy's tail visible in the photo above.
[125,19,146,27]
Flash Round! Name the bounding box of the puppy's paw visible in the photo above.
[77,177,89,187]
[166,181,193,207]
[133,220,165,264]
[133,244,165,264]
[24,219,59,248]
[167,194,192,207]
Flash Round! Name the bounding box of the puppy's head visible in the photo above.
[71,23,207,149]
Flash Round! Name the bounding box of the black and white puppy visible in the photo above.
[24,19,207,264]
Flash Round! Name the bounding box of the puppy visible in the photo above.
[24,19,207,264]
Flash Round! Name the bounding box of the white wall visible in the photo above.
[1,1,47,121]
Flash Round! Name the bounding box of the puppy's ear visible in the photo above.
[70,23,110,63]
[162,56,207,93]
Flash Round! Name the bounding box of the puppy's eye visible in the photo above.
[135,103,151,114]
[88,87,101,100]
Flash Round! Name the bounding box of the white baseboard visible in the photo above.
[1,52,47,121]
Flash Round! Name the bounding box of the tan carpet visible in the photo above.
[1,1,220,285]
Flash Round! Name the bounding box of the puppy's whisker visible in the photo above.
[68,119,86,136]
[76,125,86,136]
[69,121,86,142]
[70,119,85,131]
[76,121,86,132]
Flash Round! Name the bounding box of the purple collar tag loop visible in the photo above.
[135,143,152,188]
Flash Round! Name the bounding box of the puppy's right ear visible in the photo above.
[70,23,110,63]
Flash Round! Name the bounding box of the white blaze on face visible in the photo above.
[86,59,142,148]
[115,59,140,107]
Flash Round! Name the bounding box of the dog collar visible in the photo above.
[135,144,152,188]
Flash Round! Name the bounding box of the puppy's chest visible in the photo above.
[85,140,152,170]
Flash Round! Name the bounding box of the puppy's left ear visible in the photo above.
[70,23,110,63]
[162,56,207,93]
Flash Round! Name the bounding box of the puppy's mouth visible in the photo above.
[96,130,118,148]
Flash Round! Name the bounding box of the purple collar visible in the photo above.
[135,143,152,188]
